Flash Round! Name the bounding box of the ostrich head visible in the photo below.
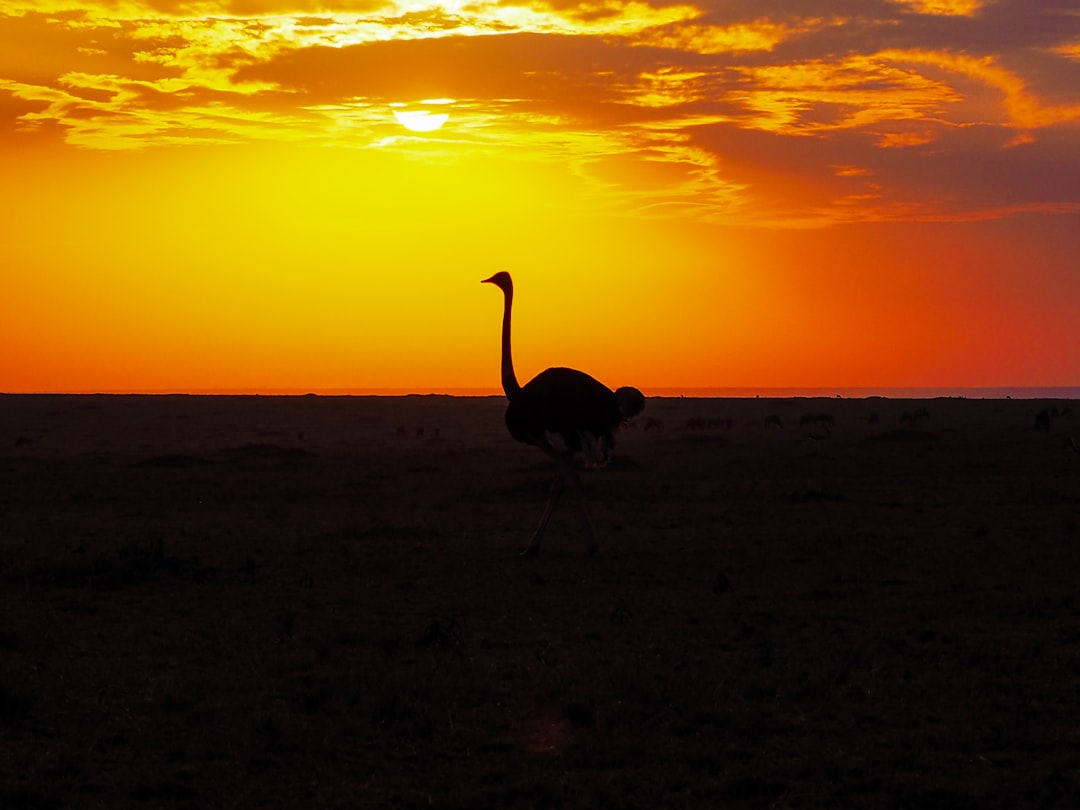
[481,271,513,294]
[615,386,646,420]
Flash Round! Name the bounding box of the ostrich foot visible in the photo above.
[520,542,541,557]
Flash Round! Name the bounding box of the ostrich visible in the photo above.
[482,271,645,556]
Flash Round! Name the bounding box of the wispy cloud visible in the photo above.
[889,0,988,16]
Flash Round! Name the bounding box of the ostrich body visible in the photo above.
[482,271,645,556]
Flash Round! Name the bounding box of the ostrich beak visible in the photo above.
[480,275,496,284]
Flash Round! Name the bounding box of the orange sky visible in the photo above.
[2,0,1079,393]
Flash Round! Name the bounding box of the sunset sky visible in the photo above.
[2,0,1079,393]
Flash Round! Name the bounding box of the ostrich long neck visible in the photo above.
[499,285,522,399]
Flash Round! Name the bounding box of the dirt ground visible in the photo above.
[2,393,1079,808]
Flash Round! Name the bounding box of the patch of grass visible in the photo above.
[136,454,210,468]
[0,679,33,723]
[31,537,212,589]
[325,519,440,543]
[866,428,938,443]
[779,489,846,504]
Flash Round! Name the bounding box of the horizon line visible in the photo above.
[3,386,1080,400]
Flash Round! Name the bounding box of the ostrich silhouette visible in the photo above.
[482,271,645,556]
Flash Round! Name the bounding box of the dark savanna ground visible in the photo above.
[2,393,1080,808]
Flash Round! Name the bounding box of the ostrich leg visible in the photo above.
[567,470,599,556]
[521,465,598,557]
[522,471,566,556]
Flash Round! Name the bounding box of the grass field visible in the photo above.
[2,393,1079,808]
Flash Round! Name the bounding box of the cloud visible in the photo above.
[889,0,987,16]
[1,0,1078,224]
[878,48,1080,129]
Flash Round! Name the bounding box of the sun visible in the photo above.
[392,110,449,132]
[391,99,453,133]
